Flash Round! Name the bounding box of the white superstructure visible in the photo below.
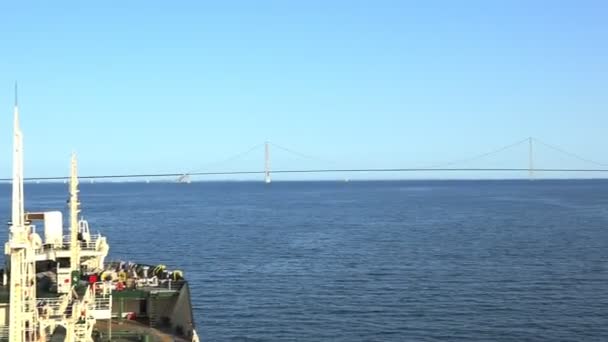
[0,87,197,342]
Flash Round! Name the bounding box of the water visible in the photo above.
[1,180,607,341]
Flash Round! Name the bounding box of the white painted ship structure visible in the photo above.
[0,90,199,341]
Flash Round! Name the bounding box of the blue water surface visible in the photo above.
[0,180,607,341]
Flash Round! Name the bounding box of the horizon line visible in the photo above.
[2,167,608,182]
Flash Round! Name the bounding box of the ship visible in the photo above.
[0,89,199,341]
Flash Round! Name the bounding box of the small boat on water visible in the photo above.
[0,91,199,341]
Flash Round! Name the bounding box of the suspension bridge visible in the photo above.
[3,137,608,182]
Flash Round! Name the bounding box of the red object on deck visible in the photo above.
[88,274,98,285]
[116,282,125,291]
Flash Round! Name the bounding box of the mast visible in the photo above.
[69,153,81,272]
[12,83,24,228]
[8,83,38,341]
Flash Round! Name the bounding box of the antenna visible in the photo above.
[11,82,24,228]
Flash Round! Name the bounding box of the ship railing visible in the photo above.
[36,296,70,318]
[0,327,37,342]
[93,281,114,296]
[133,277,185,291]
[136,276,159,288]
[88,282,112,319]
[158,279,186,291]
[94,296,111,310]
[91,283,112,306]
[60,234,102,251]
[36,243,64,253]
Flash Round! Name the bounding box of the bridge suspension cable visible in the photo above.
[187,143,264,174]
[424,137,530,168]
[268,142,336,165]
[532,138,608,167]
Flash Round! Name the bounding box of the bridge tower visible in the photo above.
[264,141,271,184]
[178,173,191,183]
[528,137,534,180]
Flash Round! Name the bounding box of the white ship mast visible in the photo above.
[7,83,38,341]
[70,153,81,273]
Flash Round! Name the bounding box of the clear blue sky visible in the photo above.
[0,1,607,180]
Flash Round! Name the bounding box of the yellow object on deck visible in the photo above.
[153,264,166,276]
[101,270,116,281]
[172,270,183,281]
[118,270,127,282]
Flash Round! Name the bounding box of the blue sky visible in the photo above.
[0,1,607,180]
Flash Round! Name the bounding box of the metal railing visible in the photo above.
[157,279,185,291]
[61,234,103,251]
[35,234,104,254]
[133,277,185,291]
[0,327,37,342]
[37,296,69,318]
[94,296,111,310]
